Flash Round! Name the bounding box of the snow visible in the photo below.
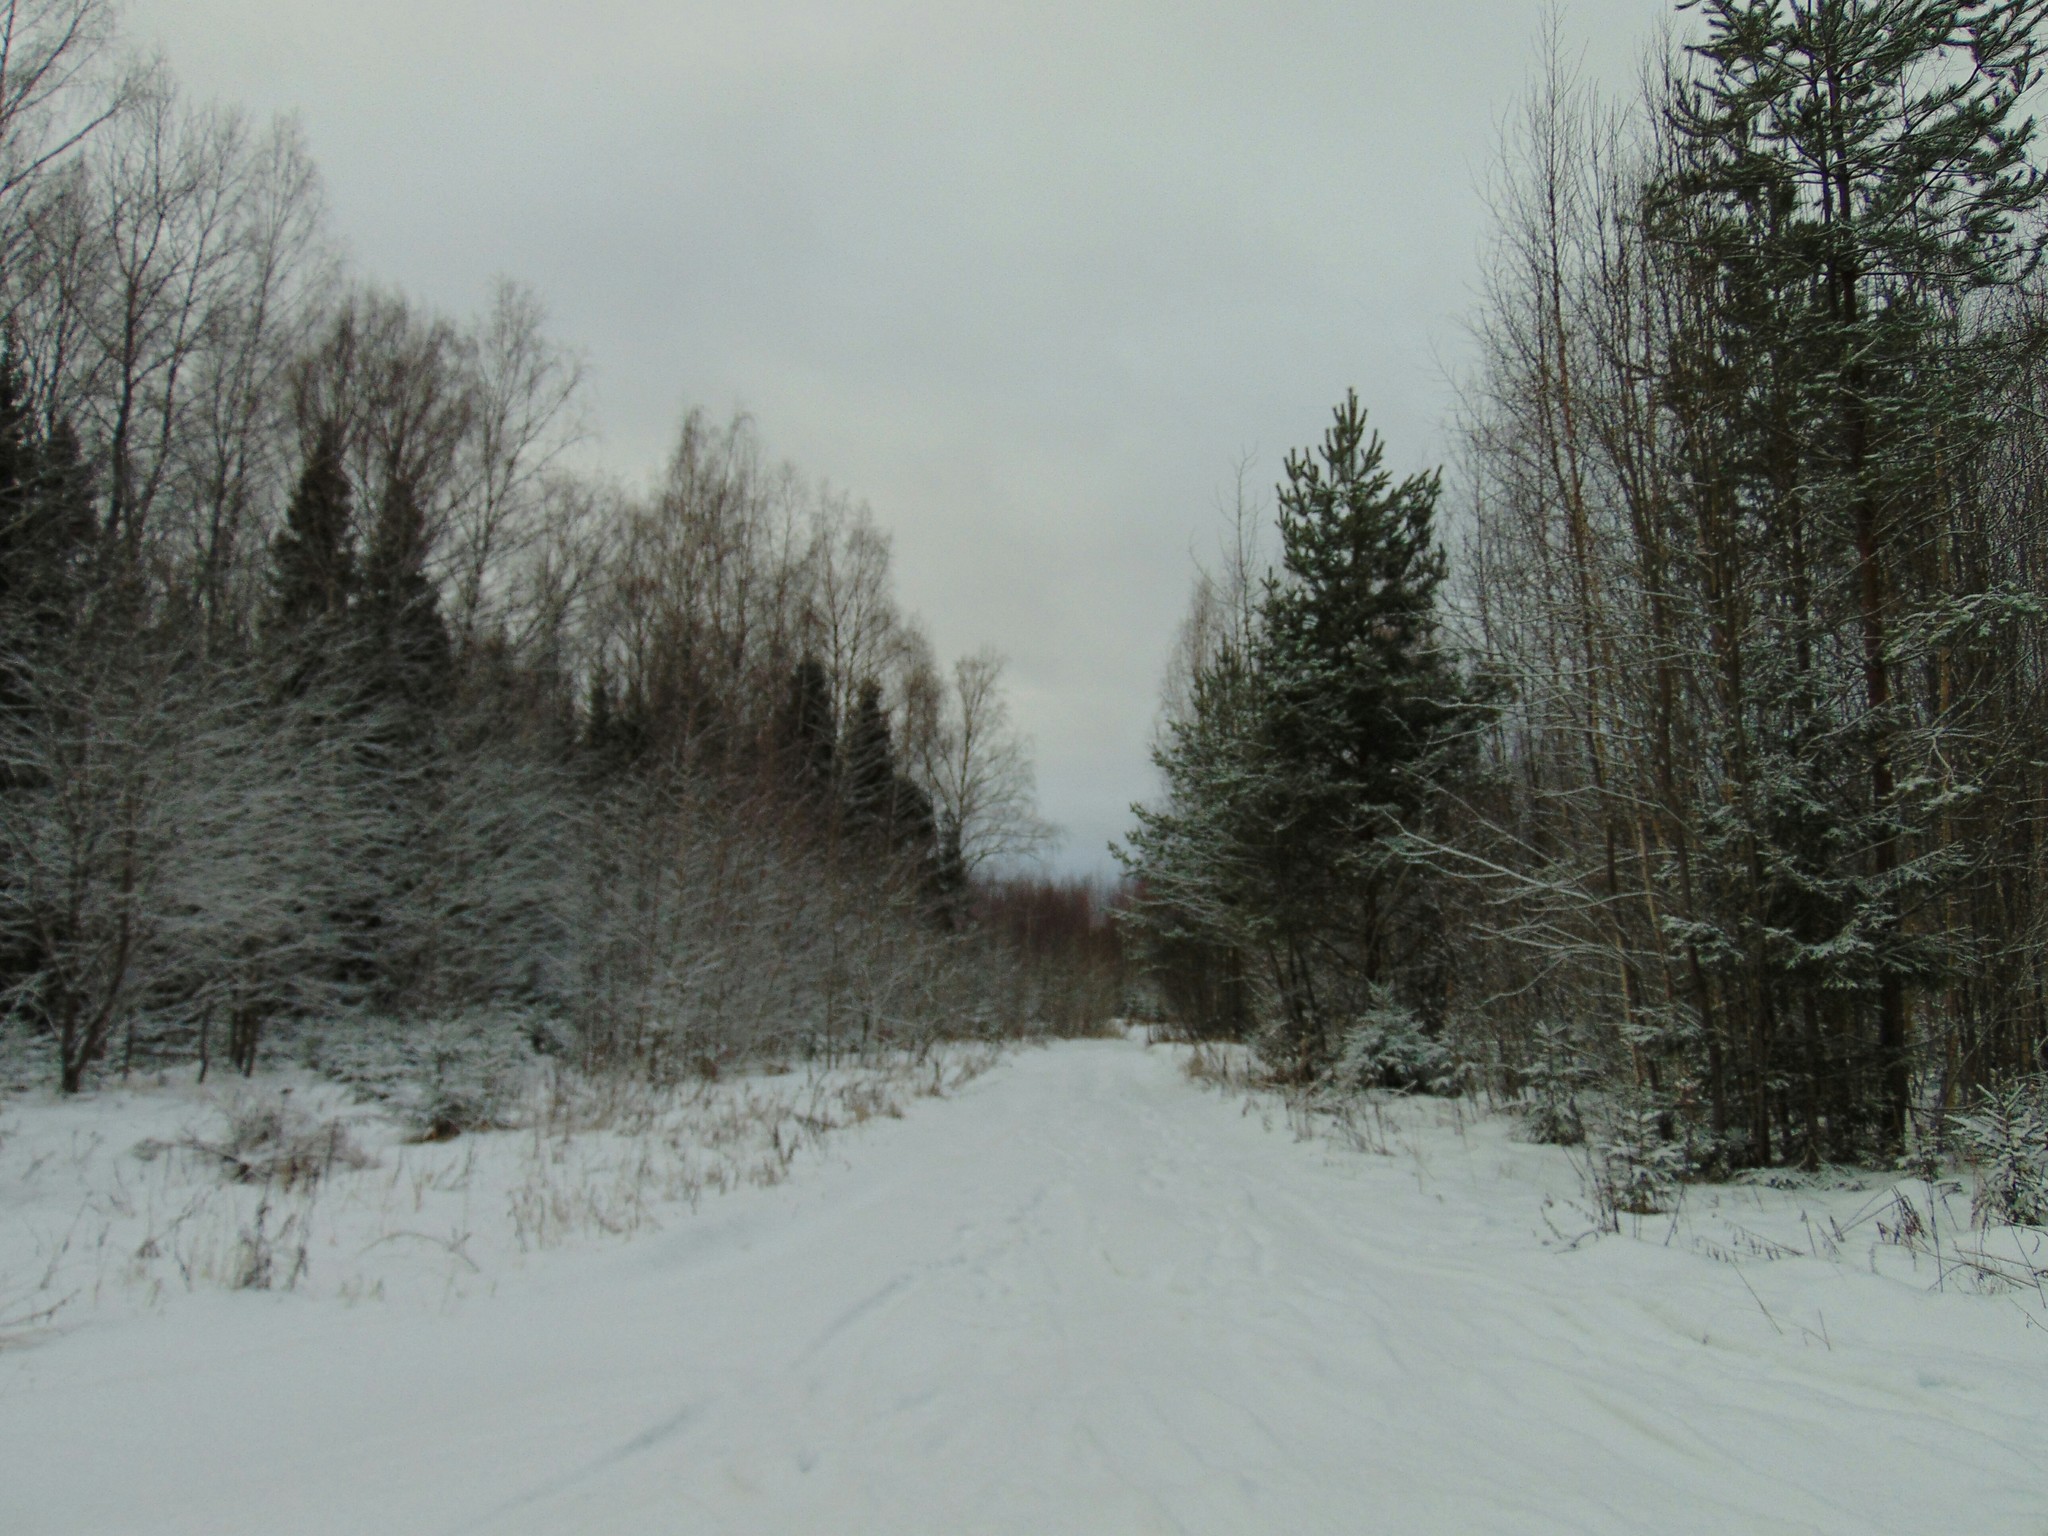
[4,1036,2046,1535]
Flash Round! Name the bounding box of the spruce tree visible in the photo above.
[582,663,640,776]
[358,472,453,711]
[778,657,836,801]
[841,676,940,873]
[0,351,93,1018]
[0,351,93,653]
[842,679,895,828]
[270,420,356,636]
[1120,642,1291,1039]
[0,353,33,625]
[932,811,970,928]
[268,421,358,699]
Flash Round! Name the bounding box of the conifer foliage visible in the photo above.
[0,6,1077,1094]
[1658,0,2048,1152]
[1126,2,2048,1179]
[1433,0,2048,1168]
[270,421,355,638]
[1122,393,1479,1077]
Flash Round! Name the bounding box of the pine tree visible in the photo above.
[1251,391,1476,1067]
[1261,391,1464,816]
[1122,394,1477,1070]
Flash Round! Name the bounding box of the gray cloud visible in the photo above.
[128,0,1670,874]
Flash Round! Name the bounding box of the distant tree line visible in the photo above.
[1122,0,2048,1169]
[0,0,1087,1093]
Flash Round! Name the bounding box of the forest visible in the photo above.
[6,4,2048,1527]
[8,0,2048,1215]
[1119,0,2048,1208]
[0,0,1121,1107]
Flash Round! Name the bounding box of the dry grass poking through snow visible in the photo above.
[1162,1033,2048,1334]
[502,1050,996,1251]
[0,1044,1005,1336]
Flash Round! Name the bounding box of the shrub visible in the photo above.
[1521,1021,1591,1146]
[311,1011,537,1140]
[398,1016,534,1140]
[1594,1101,1685,1218]
[1330,988,1459,1095]
[155,1090,374,1191]
[1956,1077,2048,1229]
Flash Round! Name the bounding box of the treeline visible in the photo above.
[1122,0,2048,1169]
[0,1,1088,1093]
[973,876,1128,1035]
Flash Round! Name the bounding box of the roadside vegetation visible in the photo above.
[1122,1,2048,1244]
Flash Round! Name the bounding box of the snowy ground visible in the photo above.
[3,1036,2046,1535]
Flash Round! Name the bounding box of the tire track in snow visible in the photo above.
[7,1036,2048,1535]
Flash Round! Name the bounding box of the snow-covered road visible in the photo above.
[7,1037,2046,1534]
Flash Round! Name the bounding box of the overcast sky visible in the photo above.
[127,0,1671,877]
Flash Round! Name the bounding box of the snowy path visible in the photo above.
[6,1037,2046,1534]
